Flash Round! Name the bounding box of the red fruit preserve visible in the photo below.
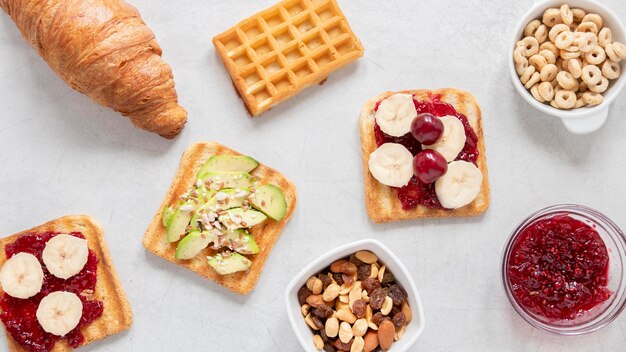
[507,215,611,320]
[0,232,103,352]
[374,94,479,210]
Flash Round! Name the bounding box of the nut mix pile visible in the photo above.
[514,4,625,109]
[297,251,411,352]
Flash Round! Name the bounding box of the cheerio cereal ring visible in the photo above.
[529,54,548,70]
[582,92,603,106]
[530,83,545,102]
[557,70,579,91]
[538,81,555,101]
[575,33,597,53]
[574,95,586,108]
[540,64,558,81]
[601,60,621,80]
[524,19,541,37]
[519,36,540,57]
[554,90,577,109]
[534,25,549,44]
[560,49,580,60]
[540,41,560,58]
[582,13,603,30]
[539,49,557,64]
[566,58,582,79]
[549,24,570,42]
[588,76,609,94]
[584,46,605,65]
[612,42,626,59]
[524,72,541,89]
[515,60,529,76]
[555,31,575,49]
[513,47,527,64]
[598,28,612,48]
[550,99,560,109]
[520,65,536,84]
[572,8,586,23]
[605,43,622,62]
[581,65,602,85]
[560,4,574,25]
[543,8,563,27]
[577,22,598,35]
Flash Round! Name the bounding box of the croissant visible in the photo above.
[0,0,187,138]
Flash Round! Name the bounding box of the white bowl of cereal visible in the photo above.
[509,0,626,134]
[285,239,425,352]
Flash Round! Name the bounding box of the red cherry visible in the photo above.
[411,113,444,145]
[413,150,448,184]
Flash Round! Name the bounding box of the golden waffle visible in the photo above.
[213,0,364,116]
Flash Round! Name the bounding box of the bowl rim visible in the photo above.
[285,239,425,351]
[500,204,626,335]
[508,0,626,119]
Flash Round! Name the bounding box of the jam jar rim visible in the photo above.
[500,204,626,335]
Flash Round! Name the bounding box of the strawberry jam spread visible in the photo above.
[507,215,611,320]
[374,94,479,210]
[0,232,103,352]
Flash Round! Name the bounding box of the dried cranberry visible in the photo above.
[334,338,353,351]
[361,278,380,293]
[381,272,395,285]
[319,275,332,290]
[333,273,344,286]
[323,343,337,352]
[392,312,407,328]
[314,304,334,319]
[312,316,324,330]
[357,264,372,280]
[352,299,367,319]
[388,284,407,306]
[298,286,312,306]
[342,274,354,286]
[369,288,387,310]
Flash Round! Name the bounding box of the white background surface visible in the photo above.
[1,0,626,351]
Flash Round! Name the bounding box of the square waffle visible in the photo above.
[213,0,364,115]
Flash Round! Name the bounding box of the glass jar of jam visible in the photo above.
[501,204,626,335]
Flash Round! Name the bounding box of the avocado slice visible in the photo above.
[175,229,221,260]
[200,172,252,190]
[162,206,174,226]
[203,189,249,212]
[218,208,267,230]
[224,229,260,255]
[249,184,287,221]
[166,203,195,242]
[207,251,252,275]
[197,155,259,178]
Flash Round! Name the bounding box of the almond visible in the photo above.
[401,301,412,323]
[378,320,395,351]
[355,250,378,264]
[363,330,379,352]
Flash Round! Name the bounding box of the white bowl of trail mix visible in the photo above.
[509,0,626,134]
[285,239,425,352]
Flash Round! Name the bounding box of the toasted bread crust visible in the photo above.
[142,142,297,295]
[0,215,133,352]
[359,89,490,223]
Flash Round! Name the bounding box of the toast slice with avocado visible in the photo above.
[143,142,297,295]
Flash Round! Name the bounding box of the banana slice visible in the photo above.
[374,94,417,137]
[36,291,83,336]
[0,252,44,299]
[435,161,483,209]
[42,234,89,280]
[368,143,414,187]
[423,115,466,162]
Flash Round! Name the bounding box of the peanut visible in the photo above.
[313,334,324,350]
[325,316,339,337]
[377,265,386,282]
[306,294,324,308]
[381,296,393,316]
[395,325,406,341]
[337,308,357,324]
[349,286,362,310]
[339,322,354,344]
[307,276,323,295]
[301,304,311,317]
[351,336,365,352]
[352,318,368,337]
[305,313,320,330]
[323,284,340,302]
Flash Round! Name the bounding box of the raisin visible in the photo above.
[392,311,407,328]
[319,275,332,290]
[312,316,324,330]
[389,284,407,306]
[357,264,371,280]
[361,278,380,293]
[352,299,367,319]
[343,262,357,276]
[371,312,384,326]
[298,286,312,306]
[381,271,395,285]
[314,304,334,319]
[334,338,353,351]
[333,273,344,286]
[389,306,401,317]
[320,328,329,342]
[369,288,387,310]
[350,253,365,266]
[323,343,336,352]
[342,274,354,286]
